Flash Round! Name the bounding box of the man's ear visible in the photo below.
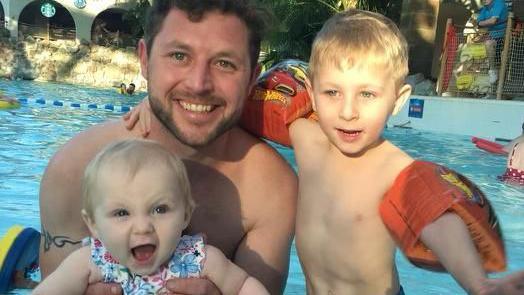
[305,78,316,112]
[392,84,411,115]
[138,39,149,80]
[81,209,99,239]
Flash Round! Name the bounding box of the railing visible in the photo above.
[437,12,524,99]
[18,22,75,41]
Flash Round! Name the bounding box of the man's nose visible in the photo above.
[184,61,213,94]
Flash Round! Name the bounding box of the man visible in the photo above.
[126,83,136,95]
[39,1,297,294]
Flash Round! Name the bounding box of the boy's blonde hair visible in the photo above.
[309,9,409,87]
[82,139,195,220]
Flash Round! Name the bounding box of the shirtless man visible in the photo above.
[38,1,297,294]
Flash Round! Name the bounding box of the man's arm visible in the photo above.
[39,122,123,277]
[233,148,298,294]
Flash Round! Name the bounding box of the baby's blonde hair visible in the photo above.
[309,9,409,87]
[82,139,195,220]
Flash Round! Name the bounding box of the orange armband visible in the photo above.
[379,161,506,272]
[240,60,313,147]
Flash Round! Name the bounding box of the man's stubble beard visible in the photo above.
[148,93,243,147]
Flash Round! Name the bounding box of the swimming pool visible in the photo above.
[1,80,523,294]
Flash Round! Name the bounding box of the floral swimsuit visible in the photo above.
[90,234,205,294]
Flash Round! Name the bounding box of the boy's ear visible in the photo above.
[81,209,99,239]
[392,84,412,115]
[305,78,316,112]
[138,39,149,80]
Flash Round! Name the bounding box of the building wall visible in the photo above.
[0,0,138,42]
[388,95,524,140]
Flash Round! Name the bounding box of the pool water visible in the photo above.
[1,80,523,294]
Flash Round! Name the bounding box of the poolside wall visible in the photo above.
[0,38,146,90]
[388,96,524,140]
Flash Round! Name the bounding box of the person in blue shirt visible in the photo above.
[475,0,509,84]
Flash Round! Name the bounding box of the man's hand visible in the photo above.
[85,282,122,295]
[123,98,152,137]
[166,277,221,295]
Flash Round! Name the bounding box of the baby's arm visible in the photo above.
[421,213,524,295]
[33,246,102,295]
[202,245,269,295]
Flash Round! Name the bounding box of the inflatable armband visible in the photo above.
[241,60,313,146]
[380,161,506,272]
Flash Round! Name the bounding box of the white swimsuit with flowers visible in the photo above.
[90,234,205,294]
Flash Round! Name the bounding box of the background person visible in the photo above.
[126,83,136,95]
[500,123,524,185]
[38,1,297,295]
[34,139,269,295]
[474,0,509,84]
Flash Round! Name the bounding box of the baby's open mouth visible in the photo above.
[132,244,156,262]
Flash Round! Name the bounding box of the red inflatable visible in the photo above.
[472,137,507,155]
[240,60,313,147]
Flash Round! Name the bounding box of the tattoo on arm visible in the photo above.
[42,228,82,252]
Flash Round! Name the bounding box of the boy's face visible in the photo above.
[308,62,410,156]
[83,164,190,275]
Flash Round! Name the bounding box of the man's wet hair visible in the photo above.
[143,0,271,71]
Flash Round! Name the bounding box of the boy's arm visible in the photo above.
[202,245,269,295]
[33,246,101,295]
[420,213,524,295]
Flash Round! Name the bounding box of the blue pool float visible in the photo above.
[0,225,40,293]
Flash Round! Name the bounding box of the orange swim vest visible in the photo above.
[380,161,506,272]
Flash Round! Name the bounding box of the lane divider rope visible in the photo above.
[16,98,133,113]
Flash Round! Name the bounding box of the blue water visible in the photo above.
[1,80,523,294]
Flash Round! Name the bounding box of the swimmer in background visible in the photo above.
[119,83,127,95]
[34,139,269,295]
[0,91,20,109]
[500,123,524,185]
[126,83,136,95]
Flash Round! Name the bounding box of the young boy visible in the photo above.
[34,139,268,295]
[290,9,524,295]
[124,9,524,295]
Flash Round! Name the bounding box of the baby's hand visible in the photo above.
[476,270,524,295]
[123,98,151,137]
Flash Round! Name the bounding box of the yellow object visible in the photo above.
[0,99,20,110]
[460,43,487,62]
[0,225,24,268]
[456,74,474,90]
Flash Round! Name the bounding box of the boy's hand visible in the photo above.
[85,282,122,295]
[123,98,151,137]
[166,277,220,295]
[476,271,524,295]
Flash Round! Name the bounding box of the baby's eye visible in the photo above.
[113,209,129,217]
[153,204,169,214]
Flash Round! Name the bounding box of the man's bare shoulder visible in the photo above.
[43,119,133,182]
